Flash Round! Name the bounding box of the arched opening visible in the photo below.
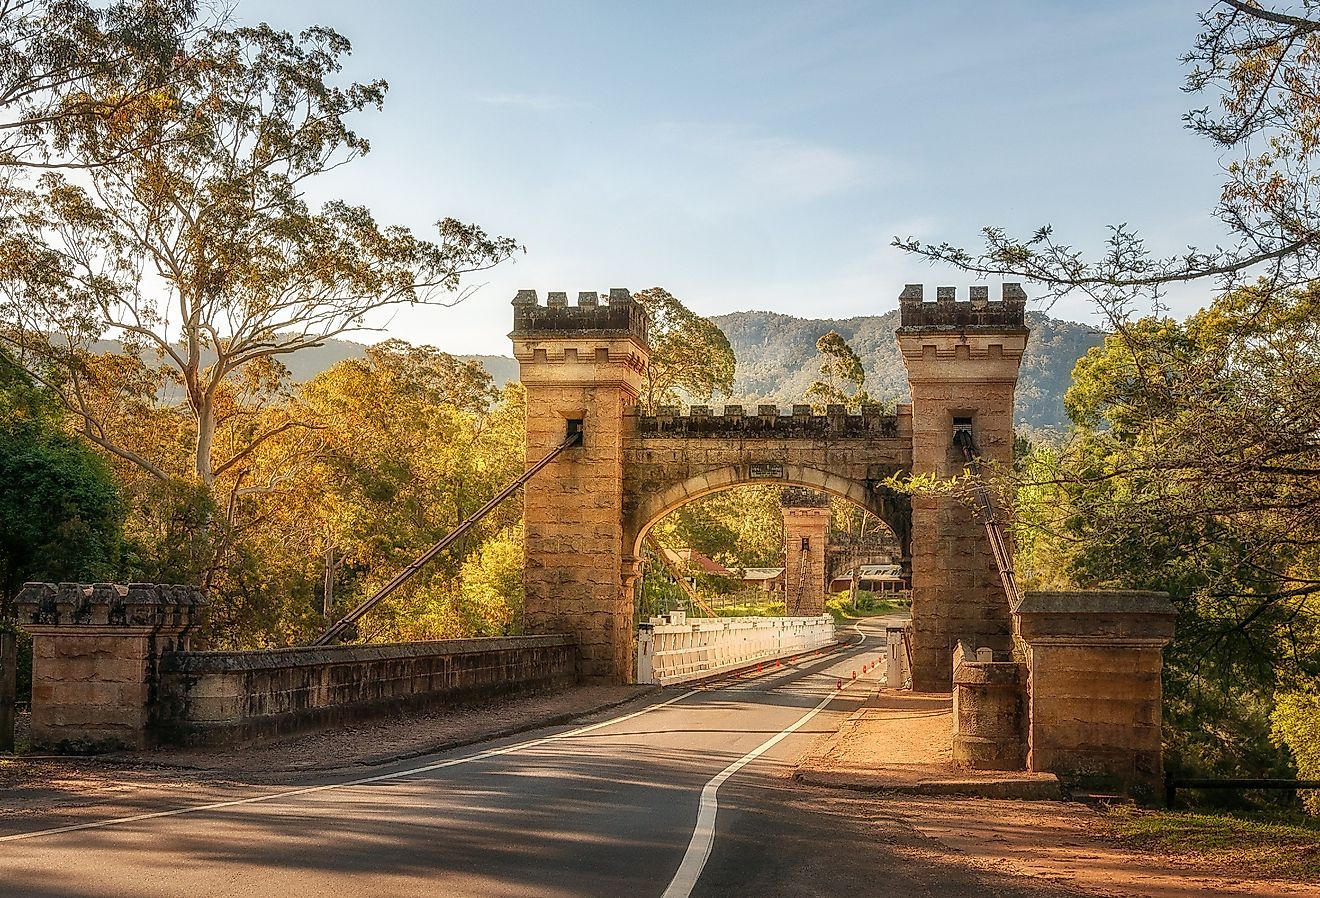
[628,470,911,626]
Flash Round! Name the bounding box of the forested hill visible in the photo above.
[710,309,1105,431]
[93,310,1098,430]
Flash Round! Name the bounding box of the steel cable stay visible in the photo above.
[954,431,1023,612]
[313,429,583,646]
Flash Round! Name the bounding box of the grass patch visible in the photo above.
[1100,805,1320,882]
[714,602,787,618]
[825,592,904,622]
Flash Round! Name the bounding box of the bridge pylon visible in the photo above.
[897,284,1029,691]
[511,289,650,682]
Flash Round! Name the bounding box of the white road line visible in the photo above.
[0,688,700,844]
[659,679,844,898]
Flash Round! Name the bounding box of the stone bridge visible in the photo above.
[512,284,1030,688]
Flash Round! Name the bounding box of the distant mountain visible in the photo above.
[709,309,1105,431]
[86,312,1100,430]
[86,338,521,390]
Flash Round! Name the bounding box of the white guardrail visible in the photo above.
[636,612,837,686]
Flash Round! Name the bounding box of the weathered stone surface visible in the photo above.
[898,292,1026,690]
[951,641,1027,771]
[16,582,207,752]
[1015,589,1175,801]
[515,285,1027,686]
[154,635,576,746]
[782,504,830,615]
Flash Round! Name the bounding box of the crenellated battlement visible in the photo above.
[16,581,207,629]
[511,288,649,343]
[897,284,1028,332]
[636,403,905,439]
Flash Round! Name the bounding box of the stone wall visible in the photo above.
[15,582,206,752]
[154,634,577,747]
[897,284,1028,690]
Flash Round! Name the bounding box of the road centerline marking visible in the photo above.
[659,674,850,898]
[0,687,701,844]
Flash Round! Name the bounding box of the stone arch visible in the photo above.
[625,464,904,559]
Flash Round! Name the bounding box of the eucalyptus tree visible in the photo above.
[633,287,735,413]
[0,22,517,492]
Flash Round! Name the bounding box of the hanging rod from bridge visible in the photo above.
[312,428,583,646]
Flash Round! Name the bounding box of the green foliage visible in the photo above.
[0,618,32,705]
[0,355,123,602]
[635,287,735,413]
[649,485,783,570]
[1272,690,1320,814]
[0,15,516,495]
[457,528,524,636]
[806,330,869,408]
[826,591,901,623]
[1014,283,1320,788]
[1102,805,1320,882]
[714,599,786,618]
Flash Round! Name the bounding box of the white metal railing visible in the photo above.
[636,612,836,685]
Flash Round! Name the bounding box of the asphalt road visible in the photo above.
[0,619,1078,898]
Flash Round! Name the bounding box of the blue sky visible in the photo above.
[240,1,1220,355]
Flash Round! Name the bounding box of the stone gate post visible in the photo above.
[16,582,207,751]
[1016,589,1175,800]
[897,285,1029,690]
[512,289,649,682]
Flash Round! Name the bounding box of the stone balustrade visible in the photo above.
[15,582,579,751]
[155,635,576,747]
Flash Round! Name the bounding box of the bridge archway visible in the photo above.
[511,284,1029,688]
[626,464,908,560]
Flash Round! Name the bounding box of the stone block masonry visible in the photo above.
[898,284,1028,691]
[513,288,649,683]
[16,582,206,751]
[155,635,576,747]
[1016,590,1175,800]
[17,582,578,751]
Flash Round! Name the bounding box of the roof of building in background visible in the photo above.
[739,567,785,581]
[660,548,733,577]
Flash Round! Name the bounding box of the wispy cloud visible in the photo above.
[647,123,879,207]
[471,92,587,112]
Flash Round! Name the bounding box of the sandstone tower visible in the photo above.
[781,489,831,615]
[511,289,649,682]
[897,284,1028,691]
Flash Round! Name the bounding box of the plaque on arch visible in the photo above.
[749,462,785,479]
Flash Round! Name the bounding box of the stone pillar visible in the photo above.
[896,284,1028,691]
[781,489,830,616]
[952,641,1027,770]
[16,582,207,752]
[512,289,649,683]
[1016,590,1175,800]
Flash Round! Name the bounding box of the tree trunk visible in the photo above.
[195,397,216,486]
